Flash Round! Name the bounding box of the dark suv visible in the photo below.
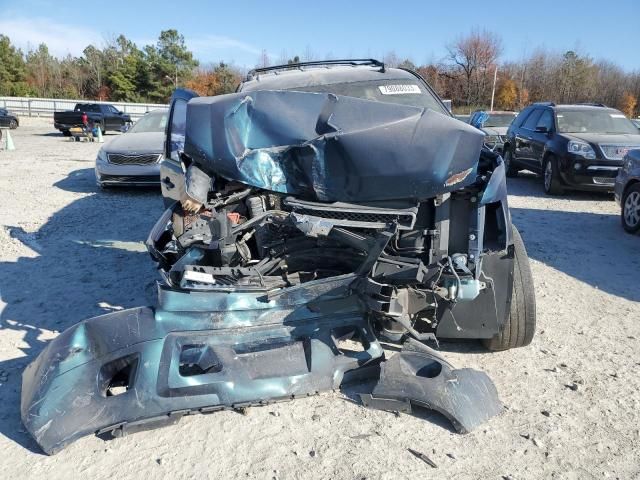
[503,103,640,194]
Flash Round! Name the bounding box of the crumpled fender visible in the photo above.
[21,274,382,454]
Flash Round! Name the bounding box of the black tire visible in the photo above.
[621,183,640,234]
[62,130,72,137]
[503,148,519,178]
[9,120,18,129]
[483,227,536,351]
[543,155,564,195]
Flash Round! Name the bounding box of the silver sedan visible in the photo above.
[95,109,168,188]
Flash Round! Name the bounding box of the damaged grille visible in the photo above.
[599,144,640,161]
[108,153,161,165]
[292,207,415,229]
[285,198,418,230]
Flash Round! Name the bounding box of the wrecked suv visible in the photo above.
[22,59,536,454]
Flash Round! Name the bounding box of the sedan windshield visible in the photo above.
[288,80,448,115]
[484,113,516,128]
[556,110,638,134]
[129,110,168,133]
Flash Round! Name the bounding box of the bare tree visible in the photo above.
[257,49,270,68]
[446,28,502,107]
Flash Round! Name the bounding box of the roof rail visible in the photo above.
[246,59,385,80]
[573,102,607,107]
[533,102,555,106]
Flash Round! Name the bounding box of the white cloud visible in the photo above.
[186,34,262,57]
[0,17,101,57]
[0,15,267,66]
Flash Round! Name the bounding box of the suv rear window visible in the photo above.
[286,80,448,114]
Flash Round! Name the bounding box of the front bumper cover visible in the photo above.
[22,275,501,454]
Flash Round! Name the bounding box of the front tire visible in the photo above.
[543,155,564,195]
[504,148,519,178]
[621,183,640,234]
[9,120,18,129]
[483,227,536,351]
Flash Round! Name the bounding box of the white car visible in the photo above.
[95,109,167,188]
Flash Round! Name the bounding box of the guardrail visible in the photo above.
[0,96,169,120]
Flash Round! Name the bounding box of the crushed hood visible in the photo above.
[184,90,484,202]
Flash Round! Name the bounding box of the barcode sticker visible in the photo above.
[378,84,421,95]
[183,270,216,284]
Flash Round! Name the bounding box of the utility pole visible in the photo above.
[490,65,498,112]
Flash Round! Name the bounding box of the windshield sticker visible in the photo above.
[378,84,421,95]
[610,113,626,118]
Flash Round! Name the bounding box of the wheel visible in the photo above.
[503,148,519,178]
[483,227,536,351]
[62,130,72,137]
[9,120,17,129]
[621,183,640,234]
[543,155,564,195]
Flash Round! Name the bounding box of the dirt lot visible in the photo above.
[0,119,639,480]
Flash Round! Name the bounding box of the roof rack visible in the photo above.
[533,102,555,106]
[247,59,385,79]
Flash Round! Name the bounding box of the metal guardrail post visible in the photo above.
[28,99,32,117]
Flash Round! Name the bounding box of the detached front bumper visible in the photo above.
[22,274,502,454]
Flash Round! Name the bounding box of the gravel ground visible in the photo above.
[0,119,639,480]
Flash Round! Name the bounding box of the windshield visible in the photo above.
[287,80,448,114]
[484,113,516,128]
[128,110,168,133]
[556,110,638,134]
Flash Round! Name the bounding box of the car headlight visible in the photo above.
[568,141,596,160]
[97,149,108,163]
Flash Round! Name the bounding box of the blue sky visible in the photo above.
[0,0,638,70]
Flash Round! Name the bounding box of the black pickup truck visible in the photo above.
[53,103,132,136]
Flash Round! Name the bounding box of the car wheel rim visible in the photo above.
[544,161,552,190]
[624,191,640,227]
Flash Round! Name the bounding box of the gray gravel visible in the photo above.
[1,118,639,479]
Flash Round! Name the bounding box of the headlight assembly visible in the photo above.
[568,141,596,160]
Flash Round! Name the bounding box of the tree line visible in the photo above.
[0,28,638,116]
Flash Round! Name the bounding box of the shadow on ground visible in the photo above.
[506,172,615,201]
[505,175,638,301]
[0,168,162,452]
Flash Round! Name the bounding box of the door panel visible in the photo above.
[161,89,199,206]
[530,110,554,171]
[516,109,543,169]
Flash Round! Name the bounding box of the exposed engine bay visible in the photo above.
[150,148,511,344]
